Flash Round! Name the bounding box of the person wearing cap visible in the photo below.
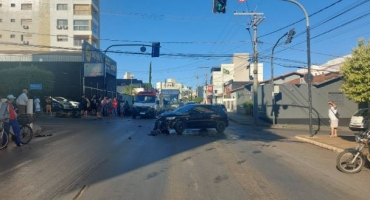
[16,89,29,115]
[0,94,22,147]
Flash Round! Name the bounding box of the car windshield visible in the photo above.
[135,95,155,103]
[353,108,369,116]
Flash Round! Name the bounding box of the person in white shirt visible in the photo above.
[328,101,339,137]
[34,97,41,113]
[16,89,28,115]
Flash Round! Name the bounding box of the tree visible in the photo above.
[0,66,54,98]
[123,84,136,95]
[340,39,370,117]
[194,97,203,103]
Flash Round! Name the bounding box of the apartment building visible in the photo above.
[0,0,100,53]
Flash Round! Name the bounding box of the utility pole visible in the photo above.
[198,67,209,104]
[235,12,264,124]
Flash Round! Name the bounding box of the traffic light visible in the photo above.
[151,42,160,57]
[285,28,296,44]
[213,0,227,14]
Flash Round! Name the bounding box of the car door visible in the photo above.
[186,106,206,128]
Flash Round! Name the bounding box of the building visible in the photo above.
[0,0,100,53]
[209,53,263,105]
[155,79,192,102]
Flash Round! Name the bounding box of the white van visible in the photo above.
[349,108,369,131]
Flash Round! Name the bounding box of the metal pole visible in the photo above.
[271,32,288,125]
[252,14,259,124]
[283,0,312,136]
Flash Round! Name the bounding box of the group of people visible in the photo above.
[79,95,129,119]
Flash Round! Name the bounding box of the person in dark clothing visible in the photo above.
[79,94,87,116]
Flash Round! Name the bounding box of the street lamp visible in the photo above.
[283,0,313,136]
[271,29,295,125]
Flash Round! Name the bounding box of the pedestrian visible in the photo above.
[112,97,118,118]
[119,101,125,117]
[96,96,103,119]
[34,96,41,114]
[328,101,339,137]
[79,94,87,117]
[102,96,108,117]
[91,95,97,115]
[107,98,113,118]
[45,96,52,115]
[16,89,28,115]
[85,96,90,116]
[0,94,22,147]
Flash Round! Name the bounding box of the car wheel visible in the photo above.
[174,121,186,135]
[216,121,226,133]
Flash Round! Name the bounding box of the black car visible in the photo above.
[153,104,228,135]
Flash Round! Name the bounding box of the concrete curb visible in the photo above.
[295,135,344,153]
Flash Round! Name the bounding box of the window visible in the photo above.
[21,19,32,26]
[10,34,15,39]
[11,3,15,7]
[0,19,2,23]
[74,4,90,15]
[0,4,2,7]
[21,3,32,10]
[0,35,2,39]
[57,35,68,42]
[57,4,68,10]
[73,20,89,31]
[10,19,15,23]
[57,19,68,28]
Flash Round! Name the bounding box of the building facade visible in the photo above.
[0,0,100,53]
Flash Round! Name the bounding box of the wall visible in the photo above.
[257,79,358,126]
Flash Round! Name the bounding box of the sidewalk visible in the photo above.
[228,112,356,153]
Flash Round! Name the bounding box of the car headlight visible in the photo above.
[166,116,176,120]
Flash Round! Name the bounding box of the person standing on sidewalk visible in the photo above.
[16,89,28,115]
[112,97,118,118]
[328,101,339,137]
[0,95,22,147]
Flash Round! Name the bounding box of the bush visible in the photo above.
[242,101,253,109]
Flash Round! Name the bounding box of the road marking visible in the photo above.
[0,160,32,176]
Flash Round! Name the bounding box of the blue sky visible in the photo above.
[100,0,370,89]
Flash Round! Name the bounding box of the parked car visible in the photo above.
[153,104,229,135]
[46,97,74,111]
[54,97,79,109]
[349,108,369,131]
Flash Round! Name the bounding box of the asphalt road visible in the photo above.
[0,116,369,200]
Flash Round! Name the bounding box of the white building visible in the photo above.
[156,78,191,102]
[210,53,263,105]
[0,0,100,53]
[297,55,351,75]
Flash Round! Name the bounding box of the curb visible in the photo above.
[228,117,270,127]
[295,135,344,153]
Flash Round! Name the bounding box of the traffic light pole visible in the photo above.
[283,0,313,137]
[102,43,157,96]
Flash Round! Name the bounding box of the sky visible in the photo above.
[100,0,370,89]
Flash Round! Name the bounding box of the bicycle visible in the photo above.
[0,116,34,150]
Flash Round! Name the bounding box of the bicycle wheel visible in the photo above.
[0,131,9,150]
[20,125,33,144]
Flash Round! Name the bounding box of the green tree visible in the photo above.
[194,97,203,103]
[123,84,136,95]
[340,39,370,115]
[0,66,54,98]
[142,83,152,91]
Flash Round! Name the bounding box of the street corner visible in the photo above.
[295,135,344,153]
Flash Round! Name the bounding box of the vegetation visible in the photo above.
[242,101,253,115]
[194,97,203,103]
[340,39,370,113]
[0,66,54,98]
[122,84,136,95]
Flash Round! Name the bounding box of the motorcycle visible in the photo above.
[336,129,370,174]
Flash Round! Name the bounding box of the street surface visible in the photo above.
[0,117,369,200]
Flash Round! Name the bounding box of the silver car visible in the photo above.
[349,108,369,131]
